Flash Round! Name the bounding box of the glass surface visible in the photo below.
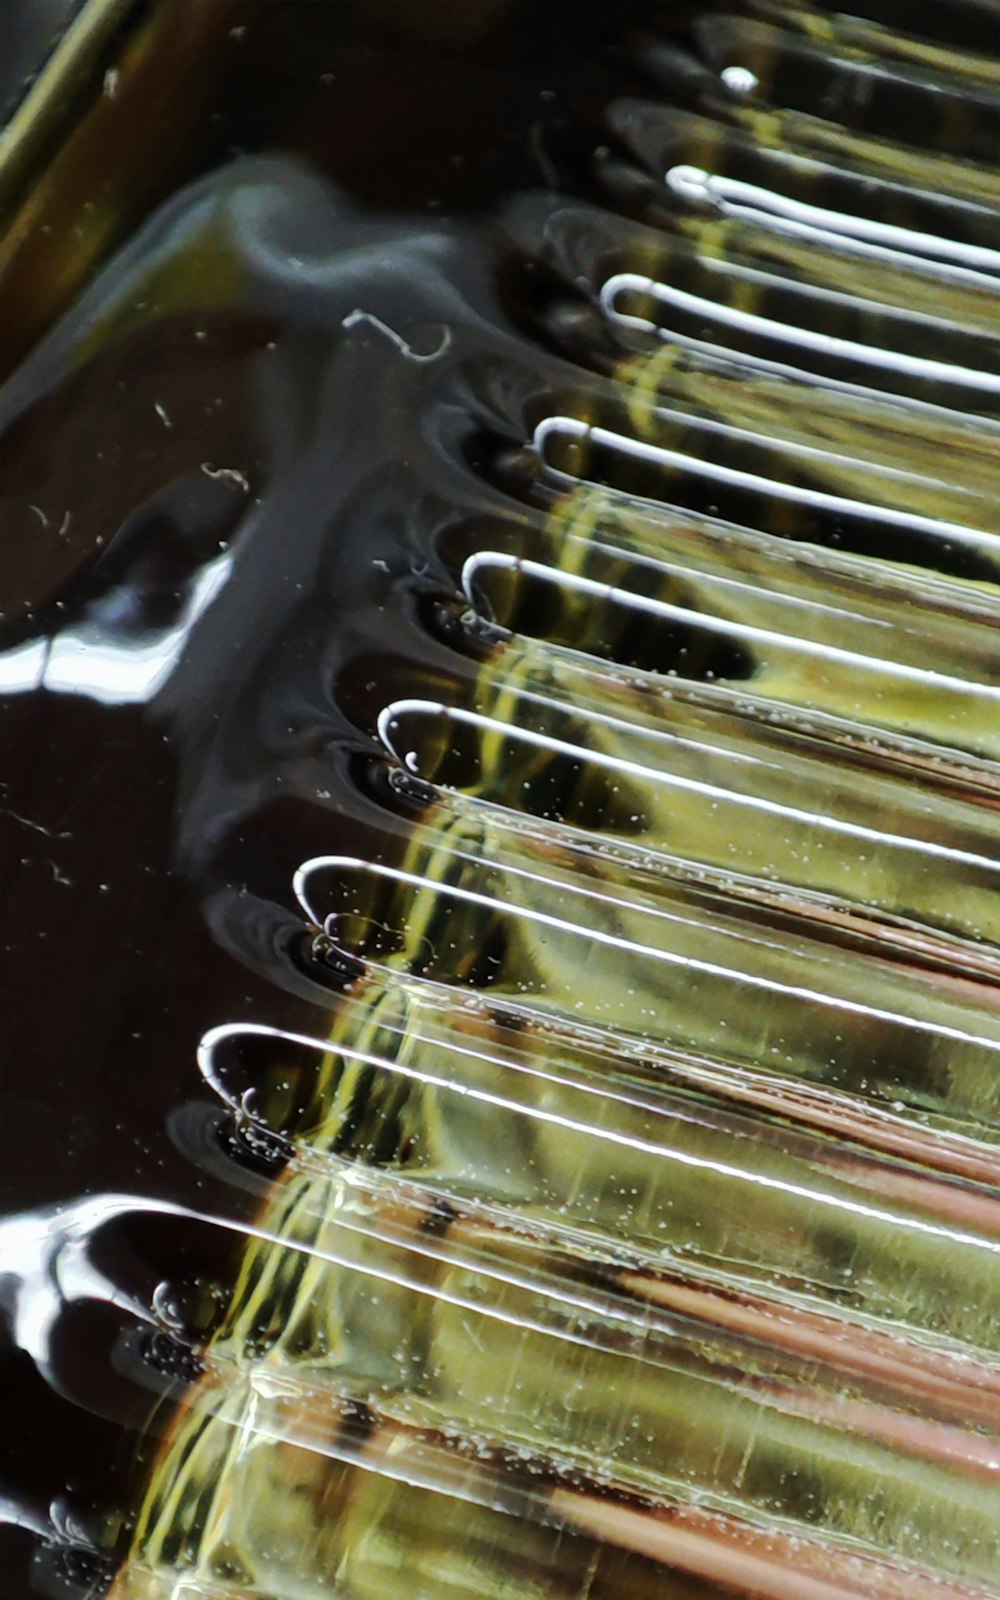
[2,3,998,1597]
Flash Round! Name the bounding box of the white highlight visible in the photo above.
[667,164,1000,278]
[533,416,1000,554]
[602,270,1000,394]
[293,855,1000,1055]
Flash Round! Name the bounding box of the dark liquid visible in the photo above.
[2,3,997,1595]
[1,6,677,1588]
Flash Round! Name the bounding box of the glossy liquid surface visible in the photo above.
[2,3,998,1597]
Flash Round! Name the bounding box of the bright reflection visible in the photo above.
[0,552,233,706]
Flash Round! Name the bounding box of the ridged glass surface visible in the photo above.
[2,3,998,1599]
